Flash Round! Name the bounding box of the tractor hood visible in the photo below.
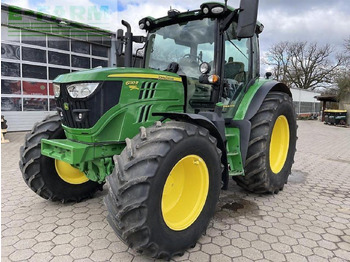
[53,67,182,83]
[52,66,185,144]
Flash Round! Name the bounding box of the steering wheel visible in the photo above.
[183,54,202,64]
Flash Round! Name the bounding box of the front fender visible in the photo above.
[153,112,229,190]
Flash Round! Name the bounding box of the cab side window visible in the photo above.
[222,23,250,107]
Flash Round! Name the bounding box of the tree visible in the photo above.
[265,41,343,90]
[345,37,350,53]
[336,37,350,99]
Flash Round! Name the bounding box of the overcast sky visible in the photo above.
[3,0,350,71]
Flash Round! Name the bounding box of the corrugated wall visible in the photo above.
[1,111,56,132]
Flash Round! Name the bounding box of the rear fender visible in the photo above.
[244,81,292,121]
[235,80,292,164]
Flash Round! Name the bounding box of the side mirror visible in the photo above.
[236,0,259,39]
[265,72,272,79]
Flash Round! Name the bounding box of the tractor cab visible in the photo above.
[120,1,263,115]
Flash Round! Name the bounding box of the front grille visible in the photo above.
[56,81,123,128]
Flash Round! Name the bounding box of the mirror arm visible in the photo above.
[220,10,239,33]
[132,35,147,43]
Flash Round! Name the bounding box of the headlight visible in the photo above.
[53,83,60,98]
[211,6,224,14]
[199,62,211,74]
[67,82,100,98]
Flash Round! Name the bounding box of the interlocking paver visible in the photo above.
[211,253,231,262]
[50,243,74,256]
[263,249,286,261]
[29,252,54,262]
[201,243,221,255]
[2,121,350,261]
[70,246,93,259]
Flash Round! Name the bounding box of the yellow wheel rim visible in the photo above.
[55,160,89,185]
[161,155,209,231]
[269,115,290,174]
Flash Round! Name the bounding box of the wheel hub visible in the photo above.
[269,115,290,174]
[161,155,209,231]
[55,160,89,184]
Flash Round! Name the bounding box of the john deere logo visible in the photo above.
[63,103,69,110]
[125,81,139,90]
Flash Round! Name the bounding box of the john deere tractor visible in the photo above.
[20,0,296,259]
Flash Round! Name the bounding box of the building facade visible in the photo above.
[290,88,321,115]
[1,4,116,131]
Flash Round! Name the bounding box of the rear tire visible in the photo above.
[105,121,222,259]
[234,92,297,194]
[19,114,102,202]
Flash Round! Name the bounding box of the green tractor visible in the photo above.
[20,0,296,259]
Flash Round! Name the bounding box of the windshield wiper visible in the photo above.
[225,32,248,60]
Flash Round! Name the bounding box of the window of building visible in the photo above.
[23,81,48,95]
[23,98,48,111]
[1,79,21,94]
[72,55,90,68]
[22,64,47,79]
[92,58,108,68]
[92,44,108,57]
[48,51,70,66]
[1,97,22,111]
[1,61,20,77]
[49,67,70,80]
[1,21,110,115]
[71,40,90,54]
[22,47,46,63]
[48,36,70,51]
[22,30,46,47]
[1,43,20,60]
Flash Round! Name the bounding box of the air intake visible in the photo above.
[138,105,152,123]
[139,82,157,100]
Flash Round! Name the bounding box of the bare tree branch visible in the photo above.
[264,41,344,90]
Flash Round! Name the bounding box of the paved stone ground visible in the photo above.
[2,120,350,262]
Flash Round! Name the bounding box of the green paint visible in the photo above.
[225,127,244,176]
[222,78,271,175]
[77,157,114,183]
[41,138,125,182]
[233,79,269,120]
[54,67,181,83]
[41,139,124,165]
[42,66,184,182]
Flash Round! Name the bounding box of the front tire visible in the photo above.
[105,121,222,259]
[19,114,102,202]
[234,92,297,194]
[1,115,8,134]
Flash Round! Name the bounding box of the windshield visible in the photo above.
[145,18,216,78]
